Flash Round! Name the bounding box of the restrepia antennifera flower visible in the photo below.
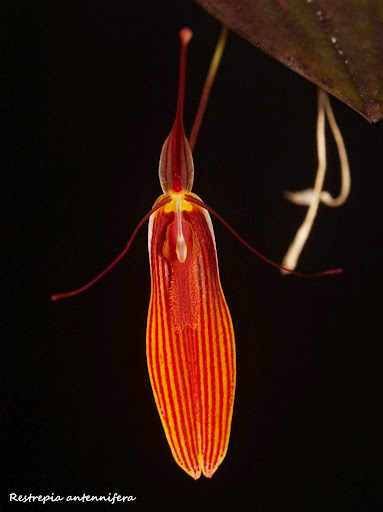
[52,27,341,479]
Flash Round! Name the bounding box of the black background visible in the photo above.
[3,1,382,511]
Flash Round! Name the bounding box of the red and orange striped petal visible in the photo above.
[146,193,236,479]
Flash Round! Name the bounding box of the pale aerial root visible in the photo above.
[281,88,351,274]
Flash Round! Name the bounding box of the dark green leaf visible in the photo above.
[195,0,383,122]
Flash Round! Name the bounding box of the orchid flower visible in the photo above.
[52,27,341,479]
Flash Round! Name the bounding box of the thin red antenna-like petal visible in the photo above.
[185,194,342,278]
[50,196,171,301]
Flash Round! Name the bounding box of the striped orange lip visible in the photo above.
[147,192,236,479]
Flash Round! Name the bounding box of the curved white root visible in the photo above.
[281,89,350,274]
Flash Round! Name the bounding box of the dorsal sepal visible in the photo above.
[158,28,194,194]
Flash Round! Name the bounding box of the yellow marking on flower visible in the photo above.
[163,192,193,213]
